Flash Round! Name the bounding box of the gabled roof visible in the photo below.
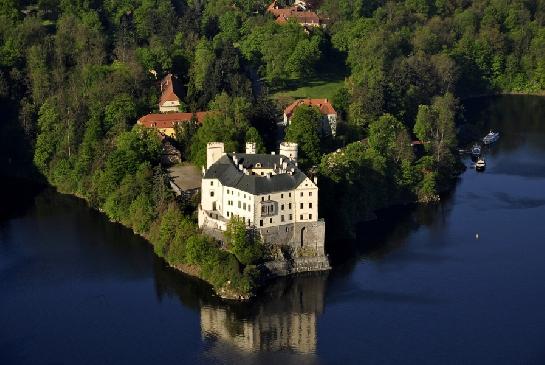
[137,112,210,128]
[159,74,181,106]
[284,98,337,119]
[267,1,323,25]
[204,154,309,195]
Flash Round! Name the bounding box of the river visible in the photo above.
[2,96,545,364]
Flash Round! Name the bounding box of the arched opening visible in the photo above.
[300,227,306,248]
[212,201,217,211]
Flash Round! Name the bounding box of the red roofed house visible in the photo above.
[267,1,325,27]
[137,112,209,138]
[159,74,183,113]
[283,98,338,136]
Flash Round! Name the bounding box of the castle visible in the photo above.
[198,142,329,274]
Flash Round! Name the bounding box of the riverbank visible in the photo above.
[461,90,545,100]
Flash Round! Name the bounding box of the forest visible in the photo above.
[1,0,544,296]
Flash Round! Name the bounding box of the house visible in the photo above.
[267,1,326,27]
[159,74,183,113]
[137,112,209,138]
[283,98,338,136]
[198,142,329,272]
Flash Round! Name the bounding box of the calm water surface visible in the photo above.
[2,96,545,364]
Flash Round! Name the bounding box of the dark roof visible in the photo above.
[204,154,308,195]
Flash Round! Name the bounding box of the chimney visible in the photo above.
[246,142,256,154]
[313,176,318,184]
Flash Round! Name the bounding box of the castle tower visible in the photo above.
[280,142,298,161]
[207,142,225,169]
[246,142,256,154]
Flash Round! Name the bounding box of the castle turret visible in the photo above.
[207,142,225,169]
[246,142,256,154]
[280,142,298,161]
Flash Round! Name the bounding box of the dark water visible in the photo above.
[2,96,545,364]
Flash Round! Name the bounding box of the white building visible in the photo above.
[159,74,182,113]
[282,98,338,136]
[199,141,318,230]
[198,142,328,268]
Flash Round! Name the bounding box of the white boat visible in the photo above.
[475,158,486,171]
[471,144,481,156]
[483,131,500,144]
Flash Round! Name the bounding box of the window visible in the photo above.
[238,201,241,208]
[210,191,214,197]
[309,214,313,220]
[226,189,229,194]
[281,204,284,211]
[309,192,312,197]
[261,197,264,201]
[300,215,303,220]
[300,192,303,197]
[243,203,246,210]
[289,193,291,197]
[260,220,263,227]
[289,214,293,220]
[300,203,303,209]
[309,203,312,208]
[289,203,292,209]
[270,218,273,223]
[281,194,284,198]
[210,181,213,186]
[227,212,230,217]
[281,215,285,222]
[268,195,270,200]
[248,206,251,212]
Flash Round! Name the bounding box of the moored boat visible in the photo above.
[471,144,481,156]
[483,130,500,144]
[475,157,486,171]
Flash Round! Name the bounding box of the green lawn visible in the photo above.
[271,53,349,100]
[272,76,346,100]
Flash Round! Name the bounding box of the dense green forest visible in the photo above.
[1,0,544,294]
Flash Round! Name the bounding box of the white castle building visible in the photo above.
[198,142,329,273]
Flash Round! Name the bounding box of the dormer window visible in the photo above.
[255,162,262,168]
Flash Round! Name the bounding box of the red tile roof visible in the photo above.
[159,74,181,106]
[137,112,210,128]
[267,1,322,26]
[284,99,337,119]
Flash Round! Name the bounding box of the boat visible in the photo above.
[483,130,500,144]
[471,144,481,156]
[475,157,486,171]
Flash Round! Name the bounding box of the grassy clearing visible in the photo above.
[272,76,345,100]
[271,51,349,100]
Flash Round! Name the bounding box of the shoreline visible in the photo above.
[461,91,545,100]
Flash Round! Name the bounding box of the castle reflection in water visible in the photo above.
[200,272,327,354]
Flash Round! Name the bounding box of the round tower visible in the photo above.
[206,142,225,169]
[280,142,298,161]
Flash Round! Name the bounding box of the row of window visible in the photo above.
[226,200,252,212]
[260,191,313,201]
[258,214,313,226]
[226,188,250,200]
[278,203,313,210]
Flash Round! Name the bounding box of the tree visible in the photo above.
[285,105,322,169]
[368,114,413,163]
[245,127,266,153]
[414,93,458,166]
[225,216,263,265]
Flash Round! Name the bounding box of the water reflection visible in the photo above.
[201,273,326,355]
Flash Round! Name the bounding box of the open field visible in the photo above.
[271,51,348,100]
